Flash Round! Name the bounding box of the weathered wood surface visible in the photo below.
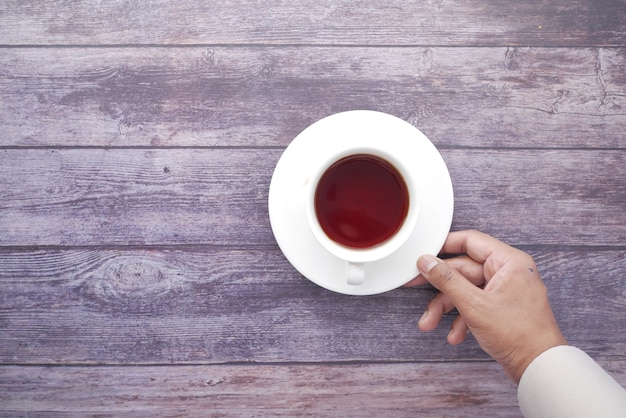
[1,47,625,148]
[2,362,624,417]
[0,363,525,417]
[2,0,626,416]
[1,0,626,47]
[1,149,624,247]
[1,247,625,365]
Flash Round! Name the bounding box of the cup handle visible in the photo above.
[346,261,366,285]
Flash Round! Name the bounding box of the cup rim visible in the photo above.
[305,147,420,263]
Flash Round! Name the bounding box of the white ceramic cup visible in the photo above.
[305,148,420,286]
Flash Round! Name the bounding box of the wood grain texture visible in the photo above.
[1,149,624,247]
[2,0,626,415]
[1,0,625,47]
[0,362,527,417]
[2,363,626,417]
[1,47,625,148]
[1,248,624,364]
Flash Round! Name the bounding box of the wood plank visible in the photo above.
[0,362,528,417]
[0,149,625,247]
[449,149,626,246]
[1,1,625,47]
[2,363,626,416]
[1,248,624,364]
[1,47,625,148]
[0,148,276,247]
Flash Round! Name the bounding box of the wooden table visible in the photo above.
[2,1,625,416]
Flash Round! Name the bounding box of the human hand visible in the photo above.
[409,230,568,383]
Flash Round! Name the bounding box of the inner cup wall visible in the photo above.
[313,153,410,249]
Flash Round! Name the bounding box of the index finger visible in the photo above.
[442,230,512,264]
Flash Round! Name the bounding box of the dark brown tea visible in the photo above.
[314,154,409,249]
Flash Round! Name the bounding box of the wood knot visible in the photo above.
[504,47,519,70]
[99,258,170,299]
[260,64,273,79]
[204,48,216,65]
[422,48,434,71]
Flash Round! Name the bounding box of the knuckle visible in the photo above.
[433,263,456,284]
[441,266,456,283]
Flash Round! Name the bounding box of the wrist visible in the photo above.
[508,333,568,384]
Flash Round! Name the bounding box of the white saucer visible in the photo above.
[268,110,454,295]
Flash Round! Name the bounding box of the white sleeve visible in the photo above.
[518,345,626,418]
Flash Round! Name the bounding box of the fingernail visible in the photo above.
[448,327,455,338]
[418,310,428,325]
[418,254,440,274]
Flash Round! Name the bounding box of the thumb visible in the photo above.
[417,254,482,308]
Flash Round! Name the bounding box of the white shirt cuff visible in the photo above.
[518,345,626,418]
